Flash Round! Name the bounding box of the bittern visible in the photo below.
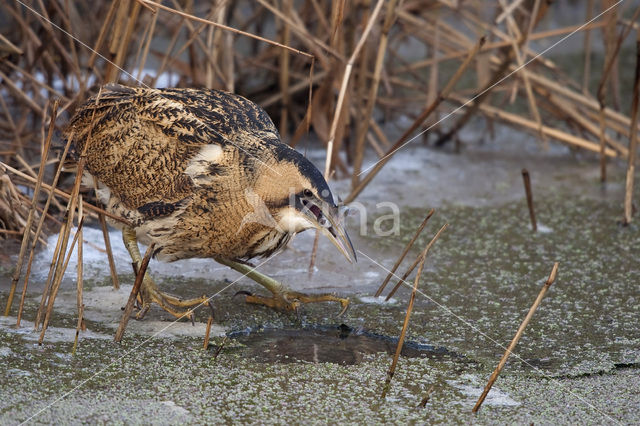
[65,84,355,320]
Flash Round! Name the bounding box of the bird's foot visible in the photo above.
[236,290,349,316]
[135,276,209,321]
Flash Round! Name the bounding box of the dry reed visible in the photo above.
[4,100,56,317]
[623,30,640,225]
[472,262,559,413]
[521,169,537,232]
[385,223,448,302]
[0,0,636,344]
[381,239,429,399]
[114,243,155,343]
[374,209,434,298]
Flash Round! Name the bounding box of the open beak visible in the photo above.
[307,203,357,263]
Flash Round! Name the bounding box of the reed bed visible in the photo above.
[0,1,638,340]
[1,1,638,231]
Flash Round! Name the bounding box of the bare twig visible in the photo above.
[386,224,448,301]
[381,240,430,398]
[472,263,559,413]
[521,169,537,232]
[623,30,640,225]
[419,384,436,408]
[16,135,73,327]
[202,299,215,350]
[114,243,155,343]
[73,195,85,355]
[213,336,228,360]
[375,209,434,297]
[38,216,85,344]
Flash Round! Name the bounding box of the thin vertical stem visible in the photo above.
[623,30,640,225]
[5,101,56,316]
[473,263,559,413]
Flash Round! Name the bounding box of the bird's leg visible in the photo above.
[122,227,208,320]
[215,257,349,315]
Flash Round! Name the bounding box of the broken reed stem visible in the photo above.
[386,223,448,301]
[88,0,118,68]
[375,209,434,297]
[202,299,215,350]
[501,3,545,147]
[73,196,84,355]
[77,195,84,322]
[5,100,57,317]
[109,0,142,83]
[538,87,628,156]
[114,243,155,343]
[381,242,429,398]
[135,7,157,81]
[213,336,228,360]
[623,31,640,225]
[419,384,436,408]
[16,135,73,327]
[521,169,537,232]
[37,180,81,334]
[72,304,84,356]
[599,106,608,182]
[472,262,559,413]
[346,36,485,204]
[203,316,214,350]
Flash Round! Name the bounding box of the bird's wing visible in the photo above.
[156,87,280,146]
[65,85,274,212]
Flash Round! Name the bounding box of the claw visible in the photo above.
[337,298,350,317]
[240,290,349,315]
[234,290,254,298]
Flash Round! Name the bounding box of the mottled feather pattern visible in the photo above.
[64,84,328,262]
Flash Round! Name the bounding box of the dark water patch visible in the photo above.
[226,324,462,365]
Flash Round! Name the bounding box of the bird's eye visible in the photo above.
[303,189,313,198]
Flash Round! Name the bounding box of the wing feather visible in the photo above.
[64,85,278,211]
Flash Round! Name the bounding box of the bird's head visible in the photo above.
[253,145,356,263]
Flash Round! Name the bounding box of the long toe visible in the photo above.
[138,276,208,320]
[242,290,348,315]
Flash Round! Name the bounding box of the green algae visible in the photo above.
[360,193,639,376]
[0,184,638,424]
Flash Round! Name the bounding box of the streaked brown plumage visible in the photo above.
[65,84,355,318]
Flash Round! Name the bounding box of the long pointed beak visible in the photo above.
[317,205,357,264]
